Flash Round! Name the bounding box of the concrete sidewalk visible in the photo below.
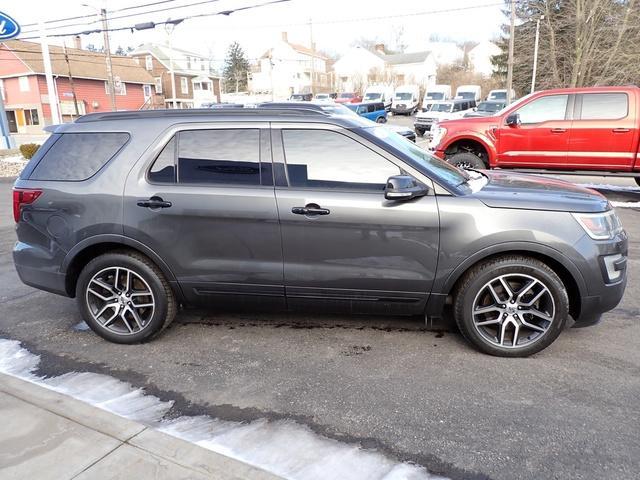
[0,373,283,480]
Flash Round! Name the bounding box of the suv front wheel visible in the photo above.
[76,250,177,344]
[453,255,569,357]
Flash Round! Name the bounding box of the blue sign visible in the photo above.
[0,11,20,40]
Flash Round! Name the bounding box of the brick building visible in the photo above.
[0,40,155,134]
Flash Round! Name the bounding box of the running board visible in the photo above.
[502,168,639,178]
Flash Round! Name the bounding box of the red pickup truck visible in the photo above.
[431,86,640,184]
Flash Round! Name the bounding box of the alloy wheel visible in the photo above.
[471,273,555,349]
[85,267,155,335]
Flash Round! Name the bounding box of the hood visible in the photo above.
[439,115,497,127]
[417,110,455,120]
[472,170,609,213]
[463,111,496,118]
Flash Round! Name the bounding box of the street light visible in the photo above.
[165,19,183,109]
[531,14,545,94]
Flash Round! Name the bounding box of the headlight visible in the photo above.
[430,125,447,147]
[571,210,623,240]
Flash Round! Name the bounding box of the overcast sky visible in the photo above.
[9,0,506,64]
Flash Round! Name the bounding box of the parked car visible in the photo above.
[346,102,387,123]
[335,92,362,104]
[430,86,640,185]
[314,93,336,101]
[391,85,421,115]
[289,93,313,101]
[455,85,482,104]
[487,89,516,102]
[464,100,506,118]
[363,85,395,111]
[13,106,627,357]
[414,99,475,136]
[386,124,416,142]
[422,85,452,112]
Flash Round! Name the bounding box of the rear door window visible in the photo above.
[580,93,628,120]
[29,132,129,181]
[177,129,261,185]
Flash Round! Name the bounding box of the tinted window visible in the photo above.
[581,93,628,120]
[516,94,568,124]
[149,137,176,183]
[177,129,260,185]
[30,133,129,181]
[283,129,400,190]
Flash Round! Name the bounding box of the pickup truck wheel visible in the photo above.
[447,152,487,170]
[415,128,425,137]
[76,250,177,344]
[453,255,569,357]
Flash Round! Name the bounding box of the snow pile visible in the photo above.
[0,339,443,480]
[0,154,27,177]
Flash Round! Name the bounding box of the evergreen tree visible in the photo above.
[222,42,250,93]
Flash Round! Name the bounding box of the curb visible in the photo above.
[0,372,284,480]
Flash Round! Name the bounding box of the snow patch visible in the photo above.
[0,339,443,479]
[0,154,26,164]
[611,201,640,208]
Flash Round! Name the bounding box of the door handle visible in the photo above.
[550,128,567,133]
[291,204,330,216]
[612,128,630,133]
[137,196,172,209]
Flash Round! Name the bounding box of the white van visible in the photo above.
[487,88,516,102]
[363,85,394,111]
[455,85,482,105]
[421,85,451,111]
[391,85,420,115]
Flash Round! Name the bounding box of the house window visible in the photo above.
[145,55,153,71]
[18,76,30,92]
[24,109,39,125]
[180,77,189,94]
[193,82,201,91]
[186,56,191,69]
[201,82,209,91]
[154,77,162,94]
[143,85,152,98]
[105,81,127,96]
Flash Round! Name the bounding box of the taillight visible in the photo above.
[13,188,42,223]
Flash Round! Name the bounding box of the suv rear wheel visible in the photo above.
[447,152,486,170]
[453,255,569,357]
[76,250,176,344]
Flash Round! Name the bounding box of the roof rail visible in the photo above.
[75,107,327,123]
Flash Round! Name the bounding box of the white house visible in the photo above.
[250,32,330,100]
[332,44,437,93]
[425,41,464,66]
[468,41,501,77]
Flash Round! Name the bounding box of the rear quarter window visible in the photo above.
[29,132,129,181]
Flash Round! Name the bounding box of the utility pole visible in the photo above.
[39,20,61,125]
[165,20,181,108]
[530,15,544,94]
[308,18,314,96]
[506,0,516,104]
[63,44,80,117]
[101,7,117,110]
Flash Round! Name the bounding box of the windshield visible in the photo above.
[425,92,444,100]
[368,126,470,189]
[477,102,505,112]
[364,93,382,101]
[457,91,475,99]
[431,103,453,112]
[489,91,507,100]
[395,92,413,100]
[291,94,306,100]
[315,94,329,99]
[339,93,354,99]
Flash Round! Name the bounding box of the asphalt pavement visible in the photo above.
[1,145,639,480]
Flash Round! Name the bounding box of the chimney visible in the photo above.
[73,35,82,50]
[281,32,288,43]
[375,43,385,54]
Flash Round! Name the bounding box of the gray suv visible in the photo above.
[12,107,627,357]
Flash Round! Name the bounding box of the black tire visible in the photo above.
[453,255,569,357]
[376,116,387,123]
[76,250,176,344]
[635,177,640,187]
[415,128,425,137]
[447,152,487,169]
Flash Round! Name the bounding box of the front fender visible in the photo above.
[440,132,498,164]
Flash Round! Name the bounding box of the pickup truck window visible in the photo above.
[515,94,568,124]
[580,93,628,120]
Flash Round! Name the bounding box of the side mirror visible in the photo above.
[505,112,521,127]
[384,175,429,201]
